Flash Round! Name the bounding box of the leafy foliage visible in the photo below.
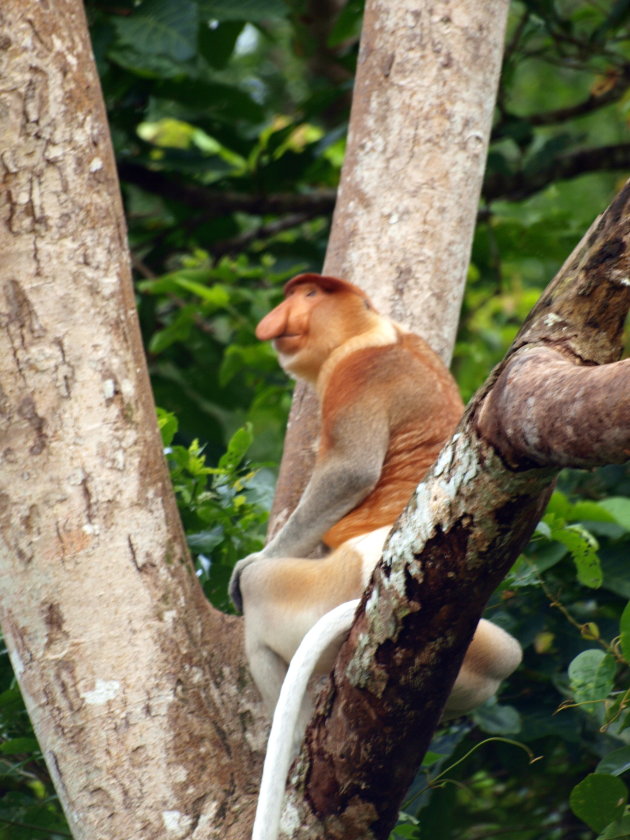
[1,0,629,837]
[158,409,272,610]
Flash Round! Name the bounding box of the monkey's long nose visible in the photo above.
[256,300,290,341]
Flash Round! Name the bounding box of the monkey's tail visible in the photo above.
[252,599,361,840]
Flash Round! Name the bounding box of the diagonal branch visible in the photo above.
[119,144,630,232]
[283,179,630,839]
[484,143,630,202]
[118,162,337,217]
[493,64,630,139]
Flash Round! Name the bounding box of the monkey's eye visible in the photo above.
[306,288,318,297]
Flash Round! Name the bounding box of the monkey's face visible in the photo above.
[256,276,376,383]
[256,282,318,353]
[256,282,331,380]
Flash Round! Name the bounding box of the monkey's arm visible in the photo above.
[264,457,383,557]
[229,402,389,609]
[268,398,391,556]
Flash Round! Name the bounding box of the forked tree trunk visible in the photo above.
[3,1,628,840]
[0,3,264,838]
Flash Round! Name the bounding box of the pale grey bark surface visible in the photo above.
[270,0,509,534]
[0,3,265,838]
[326,0,508,363]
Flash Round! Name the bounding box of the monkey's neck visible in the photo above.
[316,317,401,396]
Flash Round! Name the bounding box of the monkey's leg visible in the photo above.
[444,618,522,716]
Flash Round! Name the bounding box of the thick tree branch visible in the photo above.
[0,4,265,837]
[478,349,630,467]
[281,179,630,839]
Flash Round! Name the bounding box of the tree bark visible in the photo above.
[3,2,629,840]
[0,3,265,838]
[269,0,510,535]
[279,180,630,840]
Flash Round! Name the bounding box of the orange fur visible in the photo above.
[320,332,463,547]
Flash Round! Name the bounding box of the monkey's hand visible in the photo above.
[229,551,265,613]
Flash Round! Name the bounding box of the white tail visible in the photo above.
[252,599,360,840]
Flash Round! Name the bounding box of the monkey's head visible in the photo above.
[256,273,378,382]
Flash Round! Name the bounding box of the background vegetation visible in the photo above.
[1,1,629,837]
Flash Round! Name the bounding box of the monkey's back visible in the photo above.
[322,332,463,548]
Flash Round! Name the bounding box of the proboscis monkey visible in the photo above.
[230,272,465,604]
[230,274,522,840]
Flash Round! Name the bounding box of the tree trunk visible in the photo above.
[3,2,628,840]
[0,3,265,838]
[269,0,509,534]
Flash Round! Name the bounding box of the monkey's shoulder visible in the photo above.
[325,331,454,390]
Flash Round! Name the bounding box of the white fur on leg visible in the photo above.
[252,599,360,840]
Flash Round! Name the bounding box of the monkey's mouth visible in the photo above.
[274,334,302,353]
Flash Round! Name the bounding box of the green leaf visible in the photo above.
[569,500,617,524]
[390,811,421,839]
[174,279,230,307]
[137,118,196,148]
[596,746,630,777]
[420,751,444,767]
[154,79,264,122]
[474,702,522,735]
[599,497,630,531]
[0,737,40,755]
[551,523,602,588]
[569,773,627,833]
[113,0,198,63]
[148,308,195,353]
[139,268,215,295]
[545,491,571,519]
[602,548,630,598]
[621,601,630,662]
[157,407,178,446]
[218,424,254,471]
[220,343,276,386]
[187,528,224,553]
[327,0,363,46]
[568,649,616,711]
[197,0,288,22]
[199,21,244,69]
[597,814,630,840]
